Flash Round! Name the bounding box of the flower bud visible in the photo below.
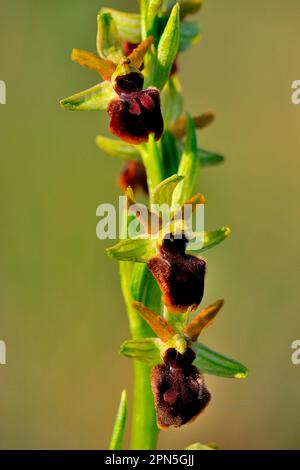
[151,347,211,428]
[118,161,148,194]
[147,234,206,313]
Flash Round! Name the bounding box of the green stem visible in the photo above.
[131,361,158,449]
[119,262,159,449]
[119,136,163,449]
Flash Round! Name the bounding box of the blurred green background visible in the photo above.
[1,0,300,449]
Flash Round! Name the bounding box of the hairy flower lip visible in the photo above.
[152,347,211,429]
[147,234,206,314]
[108,87,164,145]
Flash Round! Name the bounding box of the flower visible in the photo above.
[147,233,206,313]
[108,59,164,144]
[63,37,164,145]
[152,347,211,428]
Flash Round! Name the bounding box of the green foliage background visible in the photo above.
[0,0,300,449]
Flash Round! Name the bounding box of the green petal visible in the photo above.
[120,338,163,366]
[100,8,142,44]
[193,342,248,378]
[199,148,225,166]
[180,20,201,51]
[95,135,141,161]
[172,114,198,206]
[186,227,230,254]
[146,4,180,90]
[97,12,123,63]
[107,238,156,263]
[161,76,184,127]
[60,81,116,111]
[108,390,128,450]
[152,174,184,206]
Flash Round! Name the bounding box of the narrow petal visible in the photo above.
[133,301,175,342]
[184,299,224,341]
[71,49,116,80]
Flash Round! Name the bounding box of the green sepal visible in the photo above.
[97,12,123,63]
[95,135,141,161]
[161,76,184,127]
[60,81,116,111]
[121,336,248,379]
[107,237,156,263]
[193,342,248,378]
[152,174,184,206]
[172,114,198,206]
[146,4,180,90]
[186,227,230,254]
[120,338,163,366]
[108,390,128,450]
[100,8,142,44]
[199,148,225,166]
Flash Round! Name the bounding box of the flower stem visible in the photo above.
[119,265,160,449]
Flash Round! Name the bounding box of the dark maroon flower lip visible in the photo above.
[108,87,164,145]
[147,234,206,313]
[152,347,211,429]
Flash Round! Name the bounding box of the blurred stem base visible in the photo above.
[131,361,159,450]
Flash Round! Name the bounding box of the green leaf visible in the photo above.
[109,390,128,450]
[199,148,225,166]
[146,4,180,90]
[100,8,142,44]
[161,76,184,127]
[120,338,162,366]
[184,443,217,451]
[172,114,198,206]
[107,238,156,263]
[97,12,123,63]
[180,21,201,51]
[193,342,248,378]
[186,227,230,254]
[131,264,160,307]
[140,0,150,40]
[139,135,163,199]
[152,174,184,206]
[60,81,116,111]
[161,131,180,177]
[95,135,141,161]
[147,0,164,33]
